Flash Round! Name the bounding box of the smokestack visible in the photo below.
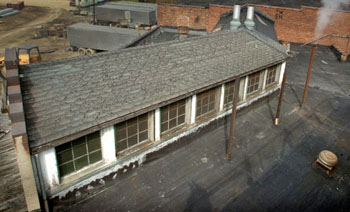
[230,5,241,31]
[244,6,255,30]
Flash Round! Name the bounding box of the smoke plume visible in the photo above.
[314,0,350,38]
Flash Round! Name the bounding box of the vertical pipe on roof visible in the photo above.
[244,6,255,30]
[230,5,241,31]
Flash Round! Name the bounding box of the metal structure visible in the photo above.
[67,23,146,53]
[96,4,157,26]
[107,1,158,18]
[301,45,317,108]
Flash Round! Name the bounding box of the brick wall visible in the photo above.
[253,5,350,54]
[158,4,350,54]
[157,4,208,30]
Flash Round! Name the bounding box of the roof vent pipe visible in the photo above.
[230,5,241,31]
[244,6,255,30]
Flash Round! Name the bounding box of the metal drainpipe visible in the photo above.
[34,154,49,212]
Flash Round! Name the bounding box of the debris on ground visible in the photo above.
[0,8,19,18]
[0,129,10,139]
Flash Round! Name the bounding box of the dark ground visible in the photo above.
[56,44,350,212]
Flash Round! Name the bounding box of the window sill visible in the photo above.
[56,159,113,189]
[160,124,188,140]
[116,139,154,159]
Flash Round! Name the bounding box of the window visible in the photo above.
[224,81,235,107]
[115,113,148,154]
[196,88,217,118]
[161,99,186,134]
[56,131,102,177]
[247,72,261,94]
[266,66,277,86]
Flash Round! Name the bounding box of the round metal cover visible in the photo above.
[318,150,338,167]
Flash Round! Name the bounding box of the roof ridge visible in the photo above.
[243,28,288,56]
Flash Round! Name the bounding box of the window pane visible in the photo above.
[196,99,201,107]
[56,142,71,154]
[127,124,137,136]
[202,105,208,114]
[161,122,168,132]
[196,108,201,117]
[178,115,185,124]
[169,109,177,119]
[72,137,85,147]
[202,96,209,105]
[209,93,215,102]
[138,114,148,122]
[87,131,99,144]
[128,135,138,147]
[128,117,137,126]
[73,143,87,158]
[178,99,186,107]
[178,105,185,115]
[57,149,73,164]
[116,121,126,130]
[139,131,148,142]
[59,162,74,177]
[74,156,88,171]
[87,134,101,152]
[139,120,148,132]
[169,118,177,129]
[170,103,178,111]
[117,139,127,153]
[116,127,126,141]
[161,108,168,122]
[89,151,102,164]
[209,102,215,111]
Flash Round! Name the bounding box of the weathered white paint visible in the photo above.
[51,85,281,199]
[38,148,60,191]
[101,126,116,162]
[219,84,225,111]
[191,95,197,124]
[279,62,286,84]
[155,108,161,141]
[262,68,268,90]
[243,76,249,100]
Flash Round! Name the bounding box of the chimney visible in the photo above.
[244,6,255,30]
[230,5,241,31]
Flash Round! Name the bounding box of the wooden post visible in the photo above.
[274,71,287,126]
[301,45,317,108]
[93,0,96,24]
[226,77,241,160]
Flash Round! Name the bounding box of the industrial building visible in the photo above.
[6,5,288,205]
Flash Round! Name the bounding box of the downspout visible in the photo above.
[34,154,50,212]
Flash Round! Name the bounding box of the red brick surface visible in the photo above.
[157,4,209,30]
[157,4,350,54]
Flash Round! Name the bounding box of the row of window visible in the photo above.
[56,65,279,177]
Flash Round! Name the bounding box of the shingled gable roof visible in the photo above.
[20,28,288,152]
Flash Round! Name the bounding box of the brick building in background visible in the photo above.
[157,0,350,60]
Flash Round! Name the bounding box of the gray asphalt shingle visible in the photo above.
[20,29,287,149]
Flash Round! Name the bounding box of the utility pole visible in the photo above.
[301,45,317,108]
[226,77,241,160]
[274,71,287,126]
